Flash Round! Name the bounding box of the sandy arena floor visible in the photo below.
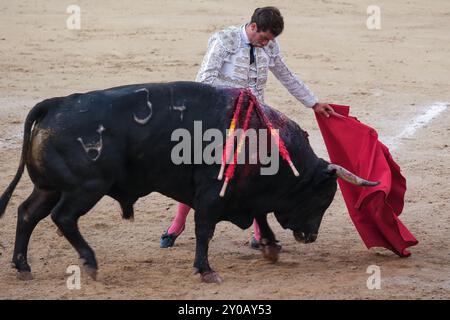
[0,0,449,299]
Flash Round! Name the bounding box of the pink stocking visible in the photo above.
[167,203,191,235]
[252,219,261,241]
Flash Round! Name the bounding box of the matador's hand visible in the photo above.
[312,102,335,118]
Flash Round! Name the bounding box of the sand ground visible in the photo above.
[0,0,449,299]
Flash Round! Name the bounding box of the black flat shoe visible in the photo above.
[160,230,179,248]
[250,235,261,250]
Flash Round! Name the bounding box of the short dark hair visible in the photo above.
[250,7,284,37]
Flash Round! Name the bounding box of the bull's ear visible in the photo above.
[312,165,336,187]
[310,159,333,187]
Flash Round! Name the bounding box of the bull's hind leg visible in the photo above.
[50,180,109,280]
[12,188,60,280]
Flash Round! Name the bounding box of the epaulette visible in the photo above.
[215,26,242,53]
[263,39,280,57]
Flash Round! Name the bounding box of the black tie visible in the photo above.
[249,44,255,65]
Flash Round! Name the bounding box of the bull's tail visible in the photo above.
[0,101,50,218]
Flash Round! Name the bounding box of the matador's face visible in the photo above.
[247,22,276,48]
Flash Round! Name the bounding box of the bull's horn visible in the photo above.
[327,164,380,187]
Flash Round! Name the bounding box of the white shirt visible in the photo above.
[195,24,318,107]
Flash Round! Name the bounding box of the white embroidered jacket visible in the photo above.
[195,25,318,107]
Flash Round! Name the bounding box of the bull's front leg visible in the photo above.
[255,214,280,263]
[193,212,222,284]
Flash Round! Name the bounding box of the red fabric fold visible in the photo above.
[315,104,418,257]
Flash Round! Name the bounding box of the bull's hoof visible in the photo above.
[83,265,98,281]
[200,271,223,284]
[56,228,63,237]
[17,271,33,281]
[261,245,279,263]
[250,236,282,252]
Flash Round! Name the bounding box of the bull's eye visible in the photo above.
[87,149,99,159]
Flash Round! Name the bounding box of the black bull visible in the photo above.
[0,81,377,283]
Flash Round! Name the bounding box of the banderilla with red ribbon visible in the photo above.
[218,89,299,197]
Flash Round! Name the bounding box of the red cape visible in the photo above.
[315,105,418,257]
